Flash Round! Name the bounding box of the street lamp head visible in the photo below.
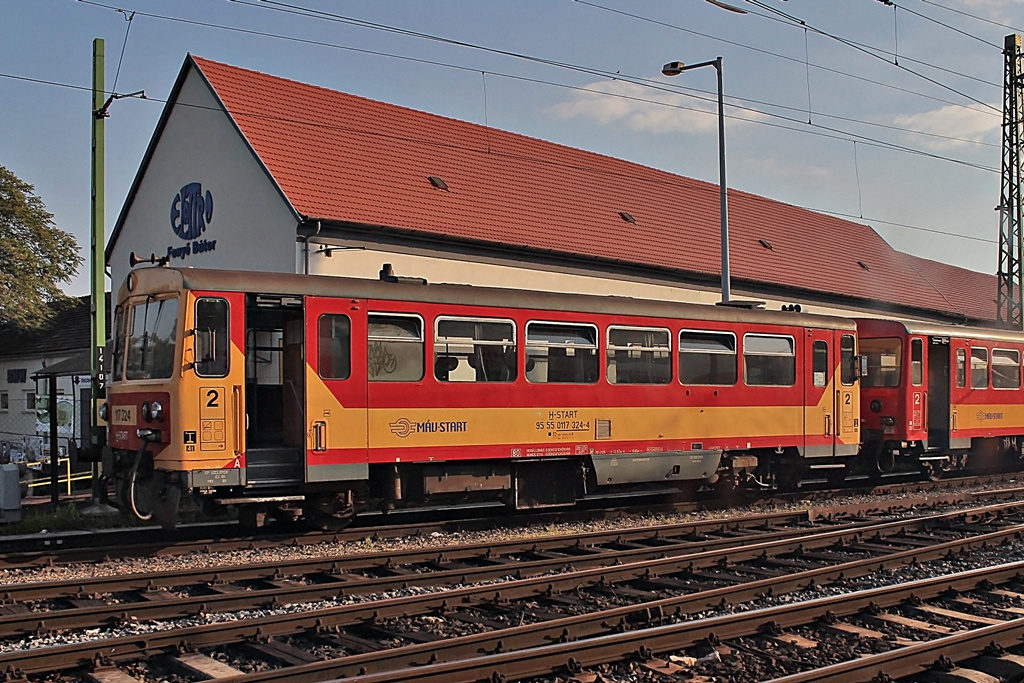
[662,61,685,77]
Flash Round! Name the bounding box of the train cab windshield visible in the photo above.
[861,337,901,387]
[112,295,180,381]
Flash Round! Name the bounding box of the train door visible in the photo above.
[927,336,950,449]
[243,294,306,486]
[190,291,246,478]
[805,329,838,457]
[304,297,368,483]
[836,333,858,454]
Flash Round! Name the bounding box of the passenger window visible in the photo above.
[860,337,901,388]
[194,298,229,378]
[525,321,598,384]
[992,348,1020,389]
[970,347,988,389]
[840,334,857,386]
[318,314,351,380]
[956,348,966,388]
[812,340,828,387]
[125,296,179,380]
[112,305,127,383]
[435,317,516,382]
[607,326,671,384]
[368,314,424,382]
[743,334,795,387]
[679,330,736,385]
[910,339,923,386]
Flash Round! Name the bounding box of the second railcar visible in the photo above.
[857,318,1024,476]
[104,266,860,528]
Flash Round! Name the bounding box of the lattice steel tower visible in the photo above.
[998,34,1024,328]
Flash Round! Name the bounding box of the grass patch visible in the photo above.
[0,502,142,536]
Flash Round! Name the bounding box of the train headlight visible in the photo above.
[869,400,882,413]
[141,401,152,422]
[149,401,163,421]
[98,402,108,421]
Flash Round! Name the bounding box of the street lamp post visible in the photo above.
[662,57,731,303]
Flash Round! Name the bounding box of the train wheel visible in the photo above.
[305,492,357,531]
[920,458,953,481]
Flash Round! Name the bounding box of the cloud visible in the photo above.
[548,79,759,134]
[943,0,1024,28]
[893,104,1000,151]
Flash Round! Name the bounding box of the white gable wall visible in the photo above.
[109,66,298,296]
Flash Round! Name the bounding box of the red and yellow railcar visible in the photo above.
[857,318,1024,475]
[105,267,860,527]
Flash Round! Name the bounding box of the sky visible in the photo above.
[1,0,1021,297]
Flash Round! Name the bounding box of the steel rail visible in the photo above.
[312,560,1024,683]
[0,508,816,599]
[0,502,1017,638]
[5,495,1019,604]
[0,473,1014,569]
[764,618,1024,682]
[3,505,1023,675]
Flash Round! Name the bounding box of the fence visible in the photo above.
[0,392,93,501]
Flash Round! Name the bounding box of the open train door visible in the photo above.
[303,297,369,487]
[928,336,952,450]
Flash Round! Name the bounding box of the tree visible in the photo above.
[0,165,82,328]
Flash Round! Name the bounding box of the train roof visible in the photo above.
[121,266,858,331]
[856,317,1024,344]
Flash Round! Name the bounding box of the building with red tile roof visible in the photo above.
[108,55,997,326]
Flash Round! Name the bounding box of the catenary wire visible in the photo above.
[73,0,999,161]
[917,0,1024,35]
[575,0,998,114]
[9,0,998,248]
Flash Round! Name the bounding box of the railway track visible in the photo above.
[6,496,1024,681]
[0,472,1016,570]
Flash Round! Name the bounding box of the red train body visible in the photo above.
[857,319,1024,475]
[103,267,862,527]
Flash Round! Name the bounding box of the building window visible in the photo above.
[679,330,736,385]
[992,348,1020,389]
[971,347,988,389]
[6,369,26,384]
[318,314,351,380]
[525,321,599,384]
[743,334,796,387]
[607,326,671,384]
[0,392,8,411]
[434,317,516,383]
[368,313,424,382]
[23,390,36,414]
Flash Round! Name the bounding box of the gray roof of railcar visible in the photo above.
[857,318,1024,344]
[121,266,858,332]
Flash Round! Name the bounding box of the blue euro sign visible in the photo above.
[204,189,214,225]
[170,183,215,240]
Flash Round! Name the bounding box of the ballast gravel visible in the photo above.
[1,480,1022,659]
